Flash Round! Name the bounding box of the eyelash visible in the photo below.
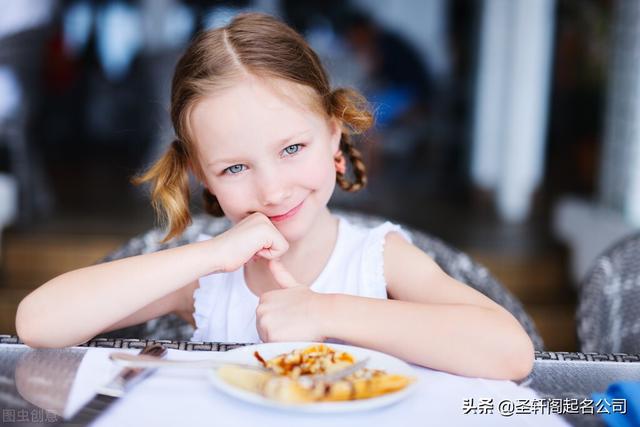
[222,143,306,175]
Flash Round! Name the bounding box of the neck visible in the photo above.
[281,206,337,265]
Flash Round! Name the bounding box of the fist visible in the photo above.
[214,213,289,272]
[256,260,328,342]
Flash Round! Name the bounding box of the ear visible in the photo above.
[329,117,342,155]
[334,153,346,175]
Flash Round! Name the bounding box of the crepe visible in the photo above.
[217,344,414,404]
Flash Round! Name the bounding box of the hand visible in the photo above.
[256,260,329,342]
[213,213,289,272]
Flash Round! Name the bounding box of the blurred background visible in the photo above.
[0,0,633,352]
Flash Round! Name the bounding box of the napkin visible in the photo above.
[593,381,639,427]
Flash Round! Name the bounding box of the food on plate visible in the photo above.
[217,344,414,404]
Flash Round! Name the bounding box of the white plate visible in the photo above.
[207,341,418,413]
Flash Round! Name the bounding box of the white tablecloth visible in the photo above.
[56,347,571,427]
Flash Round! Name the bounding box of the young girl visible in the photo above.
[16,13,534,380]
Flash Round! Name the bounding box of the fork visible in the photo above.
[58,343,168,426]
[99,343,168,397]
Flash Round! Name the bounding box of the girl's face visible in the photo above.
[190,76,342,242]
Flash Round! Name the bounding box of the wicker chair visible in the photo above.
[577,232,640,354]
[96,210,544,350]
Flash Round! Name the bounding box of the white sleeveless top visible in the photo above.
[190,216,412,343]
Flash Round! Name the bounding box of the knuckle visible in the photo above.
[256,222,271,238]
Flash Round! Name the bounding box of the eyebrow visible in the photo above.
[207,129,311,167]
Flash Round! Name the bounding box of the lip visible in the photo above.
[268,200,304,222]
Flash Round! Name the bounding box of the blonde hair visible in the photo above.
[134,13,374,242]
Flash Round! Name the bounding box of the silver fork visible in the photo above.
[59,343,168,426]
[98,343,168,397]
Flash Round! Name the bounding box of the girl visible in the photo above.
[16,13,534,380]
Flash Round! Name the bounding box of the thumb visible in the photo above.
[268,259,299,289]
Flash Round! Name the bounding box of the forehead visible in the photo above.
[189,77,325,155]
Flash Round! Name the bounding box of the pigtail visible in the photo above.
[131,140,192,243]
[330,88,374,192]
[337,140,368,192]
[330,88,374,133]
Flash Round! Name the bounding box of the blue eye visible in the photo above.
[224,164,246,175]
[283,144,302,156]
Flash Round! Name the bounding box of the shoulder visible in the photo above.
[338,215,411,243]
[383,230,436,275]
[382,229,443,299]
[382,230,502,310]
[338,217,415,265]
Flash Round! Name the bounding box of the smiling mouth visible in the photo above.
[269,200,304,222]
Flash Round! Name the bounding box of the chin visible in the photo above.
[273,219,308,243]
[276,202,324,242]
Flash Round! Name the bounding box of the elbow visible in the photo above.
[15,299,42,348]
[506,333,535,381]
[16,293,94,349]
[17,333,48,349]
[16,301,36,348]
[15,298,60,349]
[492,308,535,381]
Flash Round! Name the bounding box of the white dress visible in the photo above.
[190,216,412,343]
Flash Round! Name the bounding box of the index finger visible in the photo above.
[268,259,300,289]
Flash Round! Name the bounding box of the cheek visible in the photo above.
[294,152,335,188]
[210,184,252,220]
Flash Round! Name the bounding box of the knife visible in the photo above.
[110,352,369,386]
[57,343,167,426]
[298,357,370,386]
[109,352,269,372]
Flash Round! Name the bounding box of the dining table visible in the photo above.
[1,334,638,427]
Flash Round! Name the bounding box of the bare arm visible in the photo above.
[16,212,291,349]
[15,239,222,348]
[320,233,534,380]
[100,280,198,334]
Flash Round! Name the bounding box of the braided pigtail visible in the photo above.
[337,140,367,192]
[330,88,374,192]
[132,140,192,242]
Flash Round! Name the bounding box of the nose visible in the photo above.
[256,168,291,207]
